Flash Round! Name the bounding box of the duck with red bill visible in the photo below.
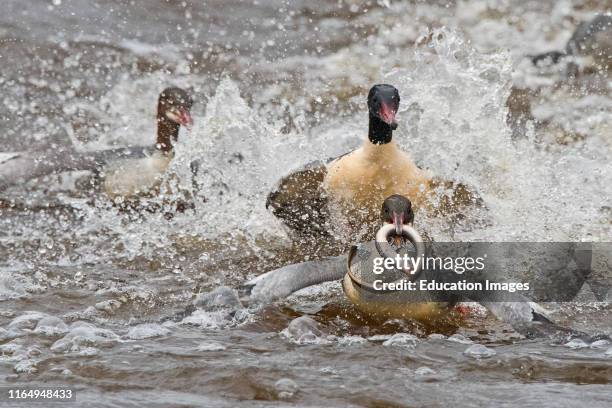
[0,87,194,199]
[104,87,194,199]
[266,83,480,241]
[245,194,571,335]
[382,194,414,235]
[368,84,399,142]
[162,100,194,130]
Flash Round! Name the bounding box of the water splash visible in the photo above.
[19,27,609,269]
[385,28,610,241]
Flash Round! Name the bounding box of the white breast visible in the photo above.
[103,151,172,199]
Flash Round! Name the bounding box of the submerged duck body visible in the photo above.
[0,146,150,193]
[267,84,476,240]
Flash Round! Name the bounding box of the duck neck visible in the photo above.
[156,115,179,154]
[362,137,398,160]
[368,115,393,145]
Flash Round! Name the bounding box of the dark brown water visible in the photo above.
[1,1,611,407]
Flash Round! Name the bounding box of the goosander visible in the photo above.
[102,87,193,199]
[0,87,193,200]
[245,195,569,336]
[266,84,477,239]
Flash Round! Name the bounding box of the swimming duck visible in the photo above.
[247,195,566,336]
[266,84,477,239]
[531,14,611,69]
[0,87,193,198]
[102,87,193,199]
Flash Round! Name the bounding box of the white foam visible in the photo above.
[336,335,367,346]
[180,310,230,329]
[447,334,474,344]
[50,322,120,353]
[197,341,226,352]
[126,323,171,340]
[8,311,50,333]
[33,316,69,337]
[274,378,299,400]
[564,338,590,349]
[0,272,27,301]
[464,344,497,358]
[382,333,419,348]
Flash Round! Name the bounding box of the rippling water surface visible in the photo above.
[1,1,611,407]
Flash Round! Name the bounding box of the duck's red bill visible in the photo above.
[179,109,193,129]
[379,102,398,128]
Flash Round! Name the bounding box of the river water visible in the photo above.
[1,1,611,407]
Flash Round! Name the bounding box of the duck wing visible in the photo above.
[0,145,155,192]
[475,293,585,339]
[242,254,347,303]
[0,151,67,192]
[0,152,21,165]
[266,158,333,237]
[84,145,156,168]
